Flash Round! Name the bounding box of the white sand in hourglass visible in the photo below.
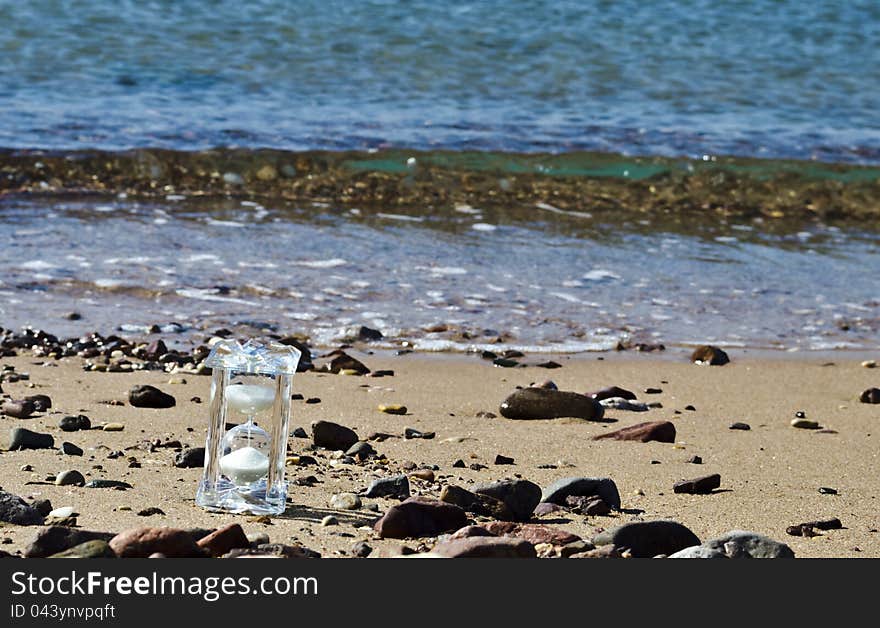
[218,383,275,486]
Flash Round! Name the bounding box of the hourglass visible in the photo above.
[196,339,301,515]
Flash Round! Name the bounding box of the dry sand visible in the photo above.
[1,350,878,558]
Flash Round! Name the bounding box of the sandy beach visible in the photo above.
[2,348,878,558]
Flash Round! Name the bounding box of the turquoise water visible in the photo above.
[1,0,879,162]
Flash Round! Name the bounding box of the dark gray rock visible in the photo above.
[55,470,86,487]
[2,399,35,419]
[473,479,542,522]
[25,526,116,557]
[173,447,205,468]
[702,531,795,558]
[0,490,45,525]
[291,427,308,438]
[691,345,730,365]
[364,474,410,499]
[59,415,91,432]
[440,485,512,520]
[25,395,52,412]
[31,499,53,517]
[8,427,54,450]
[860,388,880,404]
[345,441,376,458]
[60,442,83,456]
[311,420,359,451]
[541,477,622,510]
[49,540,116,558]
[84,480,132,489]
[499,387,604,421]
[673,473,721,494]
[128,385,176,408]
[590,386,637,401]
[592,520,701,558]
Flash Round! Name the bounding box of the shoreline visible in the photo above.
[1,348,878,558]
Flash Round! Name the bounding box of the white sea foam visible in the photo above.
[582,269,621,281]
[176,288,258,306]
[20,260,58,270]
[471,223,497,231]
[376,212,425,222]
[293,258,348,268]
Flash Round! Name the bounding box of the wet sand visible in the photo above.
[1,351,878,558]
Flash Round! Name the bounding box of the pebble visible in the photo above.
[110,527,203,558]
[352,541,372,558]
[50,540,116,558]
[378,404,407,415]
[84,479,132,490]
[9,427,55,450]
[590,386,637,401]
[494,454,515,465]
[700,530,794,558]
[729,422,751,430]
[197,523,250,557]
[433,536,536,558]
[345,441,376,459]
[137,507,166,517]
[26,394,52,411]
[364,474,410,499]
[499,387,604,421]
[311,420,359,451]
[2,399,36,419]
[690,345,730,365]
[452,459,466,468]
[321,515,338,526]
[55,470,86,486]
[408,469,435,482]
[791,418,821,429]
[440,485,511,520]
[860,388,880,404]
[644,387,663,394]
[48,506,75,519]
[404,427,435,439]
[291,427,308,438]
[20,464,33,472]
[173,447,205,468]
[128,385,176,408]
[0,490,45,525]
[687,455,703,464]
[541,477,622,510]
[246,532,270,545]
[861,360,877,368]
[102,423,125,432]
[673,473,721,494]
[60,442,84,456]
[481,521,581,546]
[373,497,468,539]
[599,397,649,412]
[474,479,542,522]
[25,527,115,558]
[59,415,91,432]
[330,493,362,510]
[818,487,838,495]
[324,351,370,375]
[593,520,701,558]
[593,420,676,443]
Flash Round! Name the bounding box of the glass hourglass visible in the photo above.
[218,375,276,487]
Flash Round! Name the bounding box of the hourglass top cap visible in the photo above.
[205,339,301,375]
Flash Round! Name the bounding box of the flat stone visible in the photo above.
[791,418,821,429]
[690,345,730,365]
[60,442,83,456]
[110,527,204,558]
[2,399,36,419]
[593,420,676,443]
[433,536,537,558]
[0,490,45,525]
[330,493,362,510]
[404,427,435,439]
[55,470,86,487]
[592,520,701,558]
[48,506,74,519]
[173,447,205,468]
[373,497,468,539]
[197,523,250,557]
[729,422,751,430]
[311,420,359,451]
[494,454,515,465]
[540,477,621,509]
[84,480,132,489]
[473,479,542,522]
[102,423,125,432]
[223,543,320,559]
[378,404,407,415]
[673,473,721,494]
[364,474,410,499]
[702,530,795,558]
[128,385,176,408]
[500,387,604,420]
[25,526,115,557]
[481,521,581,546]
[352,541,372,558]
[292,427,308,438]
[565,495,612,515]
[8,427,54,450]
[590,386,637,401]
[345,441,375,459]
[440,485,512,520]
[49,540,116,558]
[599,397,649,412]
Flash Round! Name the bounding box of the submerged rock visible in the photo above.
[499,387,604,420]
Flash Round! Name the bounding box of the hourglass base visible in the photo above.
[196,477,287,515]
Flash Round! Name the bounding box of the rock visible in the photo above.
[102,423,125,432]
[687,455,703,464]
[373,497,468,539]
[862,360,877,368]
[137,507,165,517]
[59,415,91,432]
[31,500,53,517]
[599,397,649,412]
[533,502,565,516]
[409,469,435,482]
[690,345,730,365]
[292,427,308,438]
[729,422,751,430]
[541,477,622,510]
[565,495,612,515]
[593,420,676,443]
[481,521,581,546]
[321,515,338,526]
[0,491,45,525]
[128,385,176,408]
[449,525,497,540]
[49,540,116,558]
[673,473,721,494]
[433,537,537,558]
[8,427,54,450]
[26,394,52,411]
[535,361,562,369]
[452,459,466,468]
[440,485,512,520]
[494,454,515,465]
[364,474,410,499]
[345,441,375,459]
[223,543,320,559]
[324,351,370,375]
[473,479,542,522]
[311,420,359,451]
[110,527,204,558]
[499,387,604,420]
[701,531,795,558]
[173,447,205,468]
[791,418,821,429]
[2,399,36,418]
[352,541,372,557]
[330,493,362,510]
[84,480,132,489]
[356,326,383,341]
[246,532,271,545]
[593,520,701,558]
[860,388,880,404]
[378,404,407,415]
[197,523,250,557]
[668,546,727,559]
[60,442,83,456]
[25,527,115,557]
[404,427,435,439]
[55,470,86,487]
[819,487,838,495]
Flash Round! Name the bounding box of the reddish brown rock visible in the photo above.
[481,522,580,546]
[109,527,204,558]
[373,497,468,539]
[433,536,537,558]
[449,525,497,540]
[593,420,676,443]
[197,523,250,557]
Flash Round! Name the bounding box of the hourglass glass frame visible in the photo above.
[196,339,301,515]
